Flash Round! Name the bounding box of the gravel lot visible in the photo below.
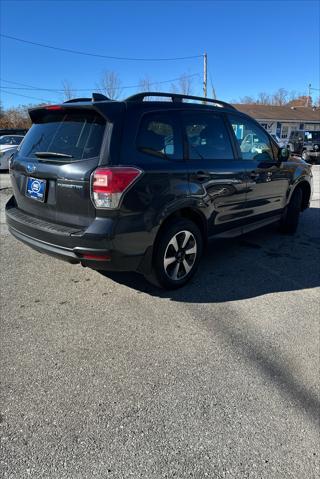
[0,168,319,479]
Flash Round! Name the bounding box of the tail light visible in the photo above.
[45,105,63,110]
[91,167,142,209]
[80,253,111,261]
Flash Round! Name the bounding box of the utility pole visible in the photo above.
[203,52,207,99]
[308,83,311,107]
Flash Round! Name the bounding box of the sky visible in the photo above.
[0,0,319,108]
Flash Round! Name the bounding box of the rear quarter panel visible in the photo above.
[285,157,313,205]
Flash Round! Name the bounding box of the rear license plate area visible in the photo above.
[26,177,47,202]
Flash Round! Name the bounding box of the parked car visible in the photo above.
[301,130,320,164]
[287,129,320,164]
[6,92,313,289]
[0,135,24,170]
[270,133,286,148]
[287,130,304,155]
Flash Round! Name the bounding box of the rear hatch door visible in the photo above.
[11,105,110,228]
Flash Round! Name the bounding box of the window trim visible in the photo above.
[179,109,237,162]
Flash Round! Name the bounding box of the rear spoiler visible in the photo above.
[64,92,110,103]
[28,93,123,123]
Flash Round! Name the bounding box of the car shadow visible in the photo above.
[98,208,320,424]
[98,207,320,303]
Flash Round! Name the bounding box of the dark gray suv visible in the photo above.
[6,92,313,288]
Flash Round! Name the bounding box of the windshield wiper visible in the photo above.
[34,151,74,158]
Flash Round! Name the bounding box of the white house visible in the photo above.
[232,104,320,141]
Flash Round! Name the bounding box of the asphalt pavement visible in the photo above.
[0,168,319,478]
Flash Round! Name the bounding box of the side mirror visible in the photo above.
[279,147,290,161]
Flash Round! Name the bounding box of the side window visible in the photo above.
[136,113,181,160]
[228,114,274,161]
[182,112,234,160]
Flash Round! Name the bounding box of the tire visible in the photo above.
[147,219,203,289]
[280,187,302,235]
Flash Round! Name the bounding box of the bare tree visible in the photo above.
[237,88,316,106]
[139,75,153,92]
[271,88,288,106]
[98,71,122,99]
[256,92,270,105]
[61,80,75,101]
[178,73,193,95]
[287,95,312,107]
[170,82,177,93]
[0,104,41,129]
[170,74,193,95]
[238,95,256,104]
[288,90,298,103]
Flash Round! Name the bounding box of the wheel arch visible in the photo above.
[297,180,312,210]
[288,179,311,211]
[150,207,207,266]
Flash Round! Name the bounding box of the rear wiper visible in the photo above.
[34,151,74,158]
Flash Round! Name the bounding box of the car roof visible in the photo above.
[41,91,238,114]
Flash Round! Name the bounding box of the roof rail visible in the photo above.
[126,91,236,110]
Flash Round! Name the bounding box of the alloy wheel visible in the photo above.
[163,230,197,281]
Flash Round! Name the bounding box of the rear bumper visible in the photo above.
[5,196,151,273]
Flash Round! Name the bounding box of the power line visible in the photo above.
[0,89,51,103]
[0,74,200,92]
[1,34,202,62]
[0,79,62,94]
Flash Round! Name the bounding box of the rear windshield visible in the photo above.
[19,109,106,161]
[0,135,23,145]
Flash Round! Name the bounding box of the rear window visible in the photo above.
[19,109,106,161]
[182,111,234,160]
[136,112,182,160]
